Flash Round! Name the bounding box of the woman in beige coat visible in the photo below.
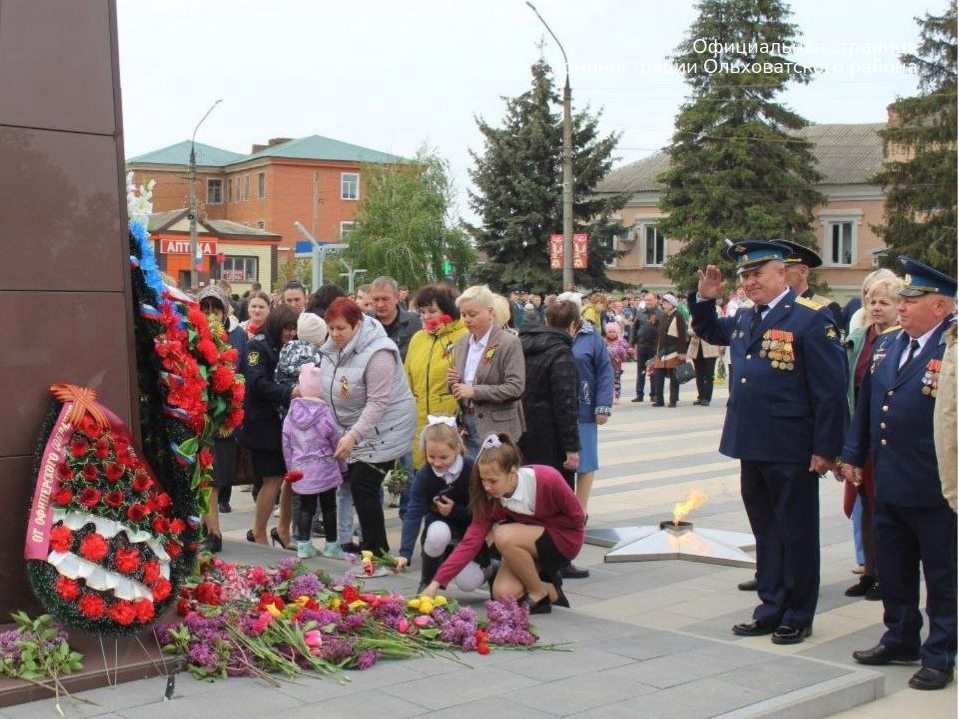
[448,285,526,459]
[935,322,957,512]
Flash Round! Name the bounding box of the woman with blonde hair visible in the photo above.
[841,273,904,601]
[447,285,525,459]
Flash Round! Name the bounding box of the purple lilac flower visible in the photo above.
[288,573,323,599]
[341,612,366,632]
[354,648,380,670]
[297,608,341,628]
[484,597,536,646]
[318,635,355,664]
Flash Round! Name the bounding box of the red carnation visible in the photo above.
[127,503,148,522]
[194,581,221,606]
[197,339,219,365]
[53,487,73,507]
[231,382,245,403]
[199,447,213,469]
[168,518,186,535]
[211,366,235,393]
[105,463,124,483]
[55,575,80,601]
[78,487,102,509]
[81,464,99,482]
[133,598,155,623]
[156,494,173,510]
[166,541,182,559]
[94,440,110,460]
[151,516,170,534]
[79,415,103,440]
[49,525,74,553]
[341,585,359,604]
[103,490,124,509]
[131,473,153,493]
[225,408,244,430]
[108,600,136,626]
[284,470,303,484]
[69,437,89,457]
[152,578,172,602]
[221,346,239,364]
[116,448,136,468]
[56,462,74,481]
[176,598,192,617]
[114,546,141,574]
[78,593,105,620]
[142,559,161,585]
[79,533,109,562]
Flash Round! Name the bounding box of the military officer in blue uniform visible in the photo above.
[692,241,847,644]
[841,256,957,691]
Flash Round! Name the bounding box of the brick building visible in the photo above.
[594,122,890,301]
[127,136,404,291]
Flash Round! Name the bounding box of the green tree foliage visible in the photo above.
[468,59,629,292]
[873,1,957,274]
[658,0,825,291]
[344,148,476,289]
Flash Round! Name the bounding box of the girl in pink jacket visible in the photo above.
[282,363,346,558]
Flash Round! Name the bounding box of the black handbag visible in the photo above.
[674,360,696,384]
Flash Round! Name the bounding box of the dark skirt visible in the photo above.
[250,447,286,478]
[212,437,238,489]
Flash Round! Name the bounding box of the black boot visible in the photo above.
[417,553,444,594]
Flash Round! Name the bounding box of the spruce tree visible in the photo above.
[873,1,957,274]
[658,0,825,291]
[468,59,628,292]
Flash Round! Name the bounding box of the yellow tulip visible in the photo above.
[434,595,447,606]
[265,603,283,618]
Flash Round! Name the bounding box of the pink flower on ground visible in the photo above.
[397,618,409,634]
[304,629,322,648]
[414,615,432,627]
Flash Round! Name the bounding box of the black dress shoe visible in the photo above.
[560,564,590,579]
[524,593,552,615]
[651,402,665,407]
[218,501,232,514]
[699,401,710,406]
[844,574,876,597]
[738,578,758,591]
[551,571,571,608]
[692,399,702,405]
[909,666,954,690]
[864,580,882,601]
[200,533,222,553]
[772,624,812,645]
[667,402,677,408]
[631,396,643,403]
[732,619,775,637]
[852,643,921,665]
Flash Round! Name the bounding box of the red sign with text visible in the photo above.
[160,239,218,256]
[550,234,588,269]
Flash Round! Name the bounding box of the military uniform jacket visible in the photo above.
[842,318,953,508]
[690,289,847,464]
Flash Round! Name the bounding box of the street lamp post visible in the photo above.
[188,99,222,288]
[526,2,574,291]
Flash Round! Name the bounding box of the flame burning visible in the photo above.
[672,490,708,525]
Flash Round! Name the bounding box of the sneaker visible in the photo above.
[322,542,346,560]
[296,541,318,559]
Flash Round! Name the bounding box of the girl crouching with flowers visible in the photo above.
[393,419,492,593]
[422,434,584,614]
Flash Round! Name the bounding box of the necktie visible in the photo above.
[750,305,768,334]
[899,338,920,374]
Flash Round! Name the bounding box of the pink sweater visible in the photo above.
[433,465,585,587]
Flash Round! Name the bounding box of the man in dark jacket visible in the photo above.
[517,322,580,486]
[370,276,421,361]
[631,293,663,402]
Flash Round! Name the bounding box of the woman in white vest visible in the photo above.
[318,297,416,567]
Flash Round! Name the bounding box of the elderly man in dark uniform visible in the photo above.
[692,241,847,644]
[840,257,957,691]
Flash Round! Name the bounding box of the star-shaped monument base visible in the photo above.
[585,524,756,568]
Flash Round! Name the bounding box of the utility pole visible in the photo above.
[526,2,574,290]
[188,99,222,288]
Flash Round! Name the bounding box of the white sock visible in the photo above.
[423,521,452,557]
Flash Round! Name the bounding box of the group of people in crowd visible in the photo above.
[192,236,956,683]
[195,276,614,615]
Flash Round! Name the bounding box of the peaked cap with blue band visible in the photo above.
[897,255,957,298]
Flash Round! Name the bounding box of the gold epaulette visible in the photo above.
[881,325,901,335]
[795,296,822,310]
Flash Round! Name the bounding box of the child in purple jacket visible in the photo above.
[282,363,346,558]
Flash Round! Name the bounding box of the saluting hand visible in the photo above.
[697,265,726,300]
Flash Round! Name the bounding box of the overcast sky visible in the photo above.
[117,0,943,223]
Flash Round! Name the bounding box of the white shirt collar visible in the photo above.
[760,287,791,313]
[499,467,536,516]
[468,326,493,350]
[432,455,464,485]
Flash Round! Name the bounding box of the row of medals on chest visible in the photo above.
[922,359,941,396]
[759,329,795,370]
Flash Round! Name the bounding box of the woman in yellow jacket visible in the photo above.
[404,285,469,468]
